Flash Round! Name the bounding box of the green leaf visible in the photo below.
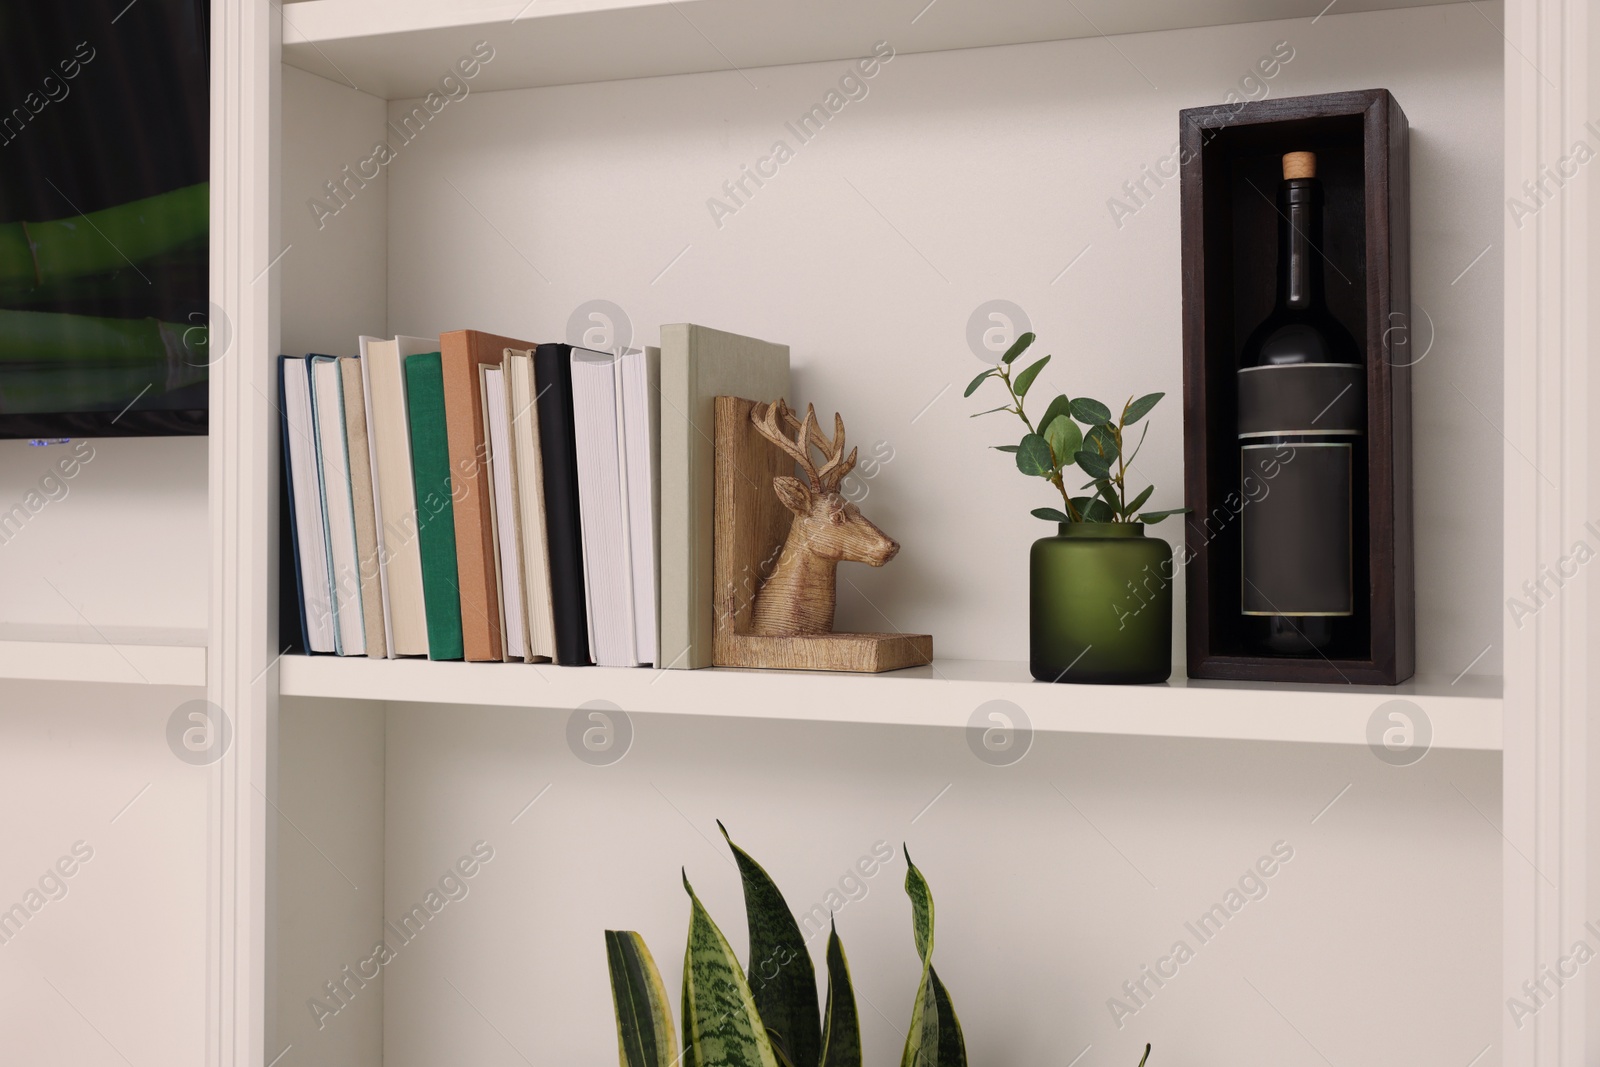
[719,823,821,1067]
[1094,479,1122,512]
[900,849,966,1067]
[681,872,781,1067]
[1042,414,1082,467]
[991,445,1020,453]
[903,846,934,969]
[1122,392,1164,425]
[962,369,994,398]
[1031,507,1072,522]
[1084,423,1119,461]
[607,931,680,1067]
[1074,449,1112,481]
[967,405,1010,418]
[1069,397,1112,425]
[1016,434,1053,477]
[1070,496,1115,522]
[929,969,967,1067]
[1137,507,1190,524]
[1123,421,1151,468]
[1013,354,1050,397]
[820,920,862,1067]
[1123,484,1155,518]
[1000,331,1036,365]
[1038,394,1072,437]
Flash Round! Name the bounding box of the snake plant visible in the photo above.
[605,824,1154,1065]
[605,824,966,1067]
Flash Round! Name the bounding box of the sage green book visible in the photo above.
[404,351,464,661]
[658,324,790,669]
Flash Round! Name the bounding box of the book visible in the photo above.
[340,356,387,659]
[310,356,365,656]
[619,347,660,666]
[533,343,593,666]
[360,334,437,657]
[480,365,524,661]
[657,324,790,668]
[278,355,335,654]
[439,329,539,661]
[404,351,465,661]
[570,347,632,666]
[506,350,557,661]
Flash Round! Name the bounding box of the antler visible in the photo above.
[753,399,859,492]
[753,399,823,490]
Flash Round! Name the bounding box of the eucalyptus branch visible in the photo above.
[996,360,1082,522]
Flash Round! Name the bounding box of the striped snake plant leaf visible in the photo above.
[819,918,863,1067]
[899,849,967,1067]
[605,930,680,1067]
[681,870,781,1067]
[717,821,822,1067]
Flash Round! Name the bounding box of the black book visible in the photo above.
[277,357,308,655]
[533,343,593,666]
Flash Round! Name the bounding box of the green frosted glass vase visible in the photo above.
[1030,522,1173,684]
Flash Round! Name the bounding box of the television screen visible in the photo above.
[0,0,210,438]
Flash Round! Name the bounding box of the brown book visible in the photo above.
[439,329,539,661]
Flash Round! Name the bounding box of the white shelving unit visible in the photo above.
[280,654,1503,748]
[279,0,1453,95]
[0,626,206,688]
[183,0,1594,1065]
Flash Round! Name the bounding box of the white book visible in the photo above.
[281,357,335,654]
[480,365,525,661]
[618,347,659,667]
[570,347,635,666]
[506,351,556,661]
[311,356,365,655]
[360,334,437,657]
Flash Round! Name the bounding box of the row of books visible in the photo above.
[279,324,789,668]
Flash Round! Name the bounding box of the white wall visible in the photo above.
[0,436,207,636]
[371,705,1498,1067]
[369,1,1505,679]
[0,681,208,1065]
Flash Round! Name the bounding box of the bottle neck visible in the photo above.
[1277,179,1324,313]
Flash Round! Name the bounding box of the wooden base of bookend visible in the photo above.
[717,632,934,672]
[711,395,933,673]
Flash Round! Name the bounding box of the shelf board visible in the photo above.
[281,0,1453,98]
[278,655,1502,749]
[0,626,206,688]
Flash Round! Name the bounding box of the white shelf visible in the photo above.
[0,625,207,688]
[278,654,1502,749]
[280,0,1452,98]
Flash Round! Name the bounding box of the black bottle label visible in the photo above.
[1237,364,1365,437]
[1241,443,1354,616]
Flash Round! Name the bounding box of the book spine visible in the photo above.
[404,352,465,661]
[534,343,593,666]
[439,331,503,662]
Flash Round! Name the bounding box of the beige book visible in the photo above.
[359,334,436,657]
[506,351,556,660]
[340,357,387,658]
[658,324,790,669]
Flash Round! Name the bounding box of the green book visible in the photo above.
[404,351,464,661]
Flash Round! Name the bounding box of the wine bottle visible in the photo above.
[1237,151,1365,655]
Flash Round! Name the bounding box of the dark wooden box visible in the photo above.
[1178,89,1413,684]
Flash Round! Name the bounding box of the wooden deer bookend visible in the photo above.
[711,394,932,673]
[748,399,899,635]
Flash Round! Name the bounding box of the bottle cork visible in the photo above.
[1282,151,1316,179]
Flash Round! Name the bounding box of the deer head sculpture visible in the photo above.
[748,399,899,636]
